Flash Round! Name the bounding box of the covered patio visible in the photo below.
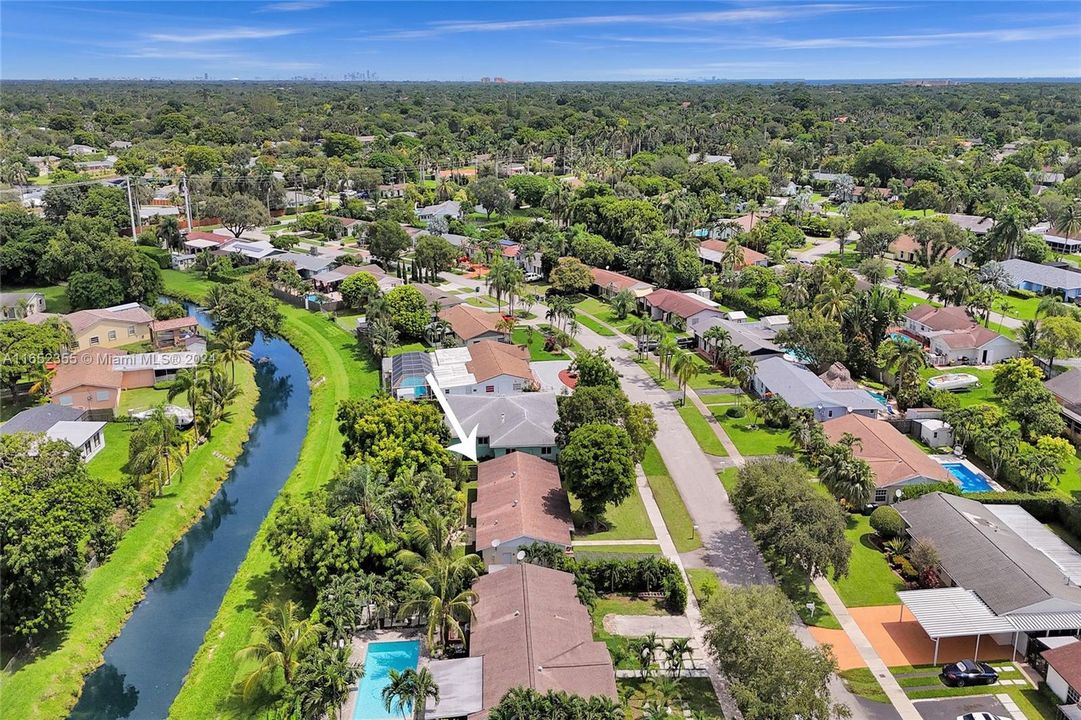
[897,588,1018,665]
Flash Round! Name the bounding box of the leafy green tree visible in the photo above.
[569,347,620,388]
[559,423,636,530]
[384,285,429,339]
[549,256,593,294]
[554,385,656,459]
[414,234,458,283]
[0,319,68,396]
[1007,379,1066,440]
[505,174,554,206]
[340,271,380,310]
[336,396,450,476]
[183,145,224,173]
[153,301,187,320]
[206,193,272,238]
[468,177,513,219]
[992,357,1044,397]
[775,310,846,374]
[367,219,411,266]
[211,283,283,340]
[66,270,123,310]
[1037,316,1081,369]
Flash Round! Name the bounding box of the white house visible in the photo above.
[416,200,463,221]
[1,292,47,320]
[46,421,107,461]
[927,325,1019,366]
[1041,641,1081,706]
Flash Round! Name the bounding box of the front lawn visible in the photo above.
[618,678,724,719]
[887,664,1057,718]
[839,668,890,704]
[570,481,656,542]
[591,596,672,670]
[677,405,728,457]
[712,412,794,456]
[511,326,569,361]
[574,311,616,336]
[829,514,905,608]
[687,568,720,605]
[641,443,701,552]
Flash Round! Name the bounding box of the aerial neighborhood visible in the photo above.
[3,59,1081,720]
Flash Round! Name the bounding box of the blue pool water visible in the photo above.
[888,332,918,344]
[943,463,994,493]
[866,390,889,406]
[353,640,421,720]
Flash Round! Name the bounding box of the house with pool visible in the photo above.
[751,356,882,422]
[902,304,1019,366]
[383,342,540,399]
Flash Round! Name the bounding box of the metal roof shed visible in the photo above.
[897,587,1017,664]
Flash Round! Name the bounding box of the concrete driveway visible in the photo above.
[912,694,1012,720]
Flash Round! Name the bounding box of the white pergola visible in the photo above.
[897,587,1017,665]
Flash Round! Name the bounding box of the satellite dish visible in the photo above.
[516,550,526,561]
[491,539,501,548]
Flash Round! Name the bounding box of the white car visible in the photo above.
[523,272,544,282]
[957,714,1010,720]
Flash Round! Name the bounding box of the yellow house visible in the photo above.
[27,303,153,350]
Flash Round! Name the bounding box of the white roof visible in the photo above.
[432,346,475,388]
[113,351,204,372]
[898,587,1015,638]
[46,421,106,447]
[184,238,218,250]
[222,240,280,260]
[987,505,1081,586]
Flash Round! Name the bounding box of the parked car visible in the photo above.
[940,660,998,687]
[638,339,659,352]
[524,272,543,282]
[957,713,1009,720]
[675,336,696,349]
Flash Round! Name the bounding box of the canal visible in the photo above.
[69,303,310,720]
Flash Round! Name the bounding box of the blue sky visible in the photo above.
[3,1,1080,81]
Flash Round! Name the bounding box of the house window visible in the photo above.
[477,436,490,446]
[827,410,834,418]
[485,385,495,393]
[1067,687,1079,704]
[59,396,73,406]
[128,325,137,336]
[90,336,100,345]
[874,489,889,504]
[541,446,553,455]
[108,330,117,341]
[512,382,522,391]
[96,390,110,401]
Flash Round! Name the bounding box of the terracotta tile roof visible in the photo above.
[466,341,535,383]
[184,231,229,244]
[729,213,759,233]
[903,304,975,331]
[1042,642,1081,690]
[439,304,503,341]
[51,349,125,394]
[890,234,920,254]
[474,452,572,550]
[502,243,521,258]
[823,414,950,488]
[469,564,617,718]
[643,289,718,320]
[589,267,652,292]
[150,316,198,332]
[698,239,767,268]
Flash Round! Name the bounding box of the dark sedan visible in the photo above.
[940,660,999,687]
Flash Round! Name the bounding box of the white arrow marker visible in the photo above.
[425,372,478,462]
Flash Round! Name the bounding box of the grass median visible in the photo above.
[641,443,702,552]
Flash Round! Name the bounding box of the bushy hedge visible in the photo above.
[711,285,784,319]
[575,556,687,613]
[869,506,905,539]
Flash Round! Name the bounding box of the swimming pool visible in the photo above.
[353,640,421,720]
[866,390,889,406]
[943,462,994,493]
[888,332,918,345]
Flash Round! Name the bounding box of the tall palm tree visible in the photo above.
[720,238,746,273]
[610,289,635,321]
[1053,200,1081,241]
[382,667,440,720]
[626,315,655,359]
[168,367,202,431]
[813,275,851,322]
[656,336,679,379]
[129,406,184,492]
[701,325,732,370]
[235,600,324,702]
[368,319,399,361]
[212,326,252,381]
[985,204,1028,260]
[878,336,927,401]
[671,351,700,405]
[329,464,397,534]
[396,552,482,656]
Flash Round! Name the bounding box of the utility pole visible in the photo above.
[125,176,138,241]
[182,174,194,231]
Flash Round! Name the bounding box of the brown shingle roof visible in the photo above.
[1042,642,1081,691]
[823,415,951,488]
[51,349,125,394]
[28,304,153,337]
[903,304,975,332]
[474,452,572,551]
[184,231,230,244]
[890,234,920,254]
[589,267,652,292]
[150,316,198,332]
[466,341,535,383]
[440,304,503,341]
[468,564,617,718]
[937,325,1002,349]
[644,289,718,320]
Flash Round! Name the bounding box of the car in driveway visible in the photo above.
[940,660,998,687]
[956,713,1009,720]
[523,272,544,282]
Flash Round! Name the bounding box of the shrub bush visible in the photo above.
[727,405,746,418]
[894,556,917,581]
[869,506,905,539]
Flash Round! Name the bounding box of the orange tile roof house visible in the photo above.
[150,316,199,349]
[472,452,573,567]
[823,414,951,503]
[588,267,655,299]
[468,563,618,719]
[50,348,125,413]
[466,341,535,385]
[642,289,722,326]
[902,304,1019,365]
[439,304,506,344]
[697,239,768,270]
[889,234,968,265]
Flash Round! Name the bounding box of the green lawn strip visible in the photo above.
[575,311,617,336]
[829,514,905,607]
[686,568,720,606]
[718,468,739,495]
[591,596,671,670]
[676,405,728,458]
[711,412,795,456]
[169,306,379,720]
[688,367,735,390]
[641,443,702,552]
[839,668,890,704]
[466,295,498,308]
[387,341,426,356]
[699,393,740,406]
[572,544,662,556]
[85,422,135,483]
[618,678,724,719]
[633,357,680,391]
[571,482,656,542]
[7,283,71,313]
[0,362,258,720]
[511,326,571,361]
[161,270,218,303]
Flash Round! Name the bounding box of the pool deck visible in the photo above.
[930,455,1006,493]
[340,629,425,720]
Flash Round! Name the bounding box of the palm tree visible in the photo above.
[1053,200,1081,241]
[996,299,1015,330]
[627,316,655,359]
[235,600,324,702]
[610,289,635,320]
[813,275,851,322]
[368,319,399,361]
[720,238,746,273]
[820,445,875,508]
[204,283,228,314]
[396,547,483,655]
[129,406,184,492]
[26,366,55,400]
[985,204,1028,260]
[878,336,927,402]
[701,325,732,370]
[329,464,396,534]
[382,667,440,720]
[664,638,690,677]
[495,315,518,343]
[671,351,700,405]
[168,367,202,431]
[656,336,679,379]
[212,326,252,381]
[1019,319,1041,354]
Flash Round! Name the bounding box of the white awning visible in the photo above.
[898,588,1015,639]
[1006,611,1081,633]
[425,657,483,719]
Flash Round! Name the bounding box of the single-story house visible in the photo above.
[439,304,506,345]
[709,213,760,240]
[927,324,1019,366]
[697,239,768,270]
[1,291,47,320]
[50,348,125,413]
[416,200,463,221]
[687,153,733,165]
[1038,229,1081,255]
[467,563,617,719]
[412,283,465,309]
[27,302,153,351]
[447,394,558,460]
[472,451,572,566]
[503,243,543,276]
[946,213,995,236]
[66,144,98,155]
[326,216,365,236]
[150,316,199,349]
[377,183,407,198]
[218,239,281,263]
[997,259,1081,301]
[588,268,654,300]
[751,356,881,422]
[888,234,968,265]
[310,264,402,294]
[1045,368,1081,443]
[1041,641,1081,706]
[903,305,976,341]
[182,231,231,252]
[823,414,951,504]
[1,404,87,434]
[109,140,132,150]
[642,289,722,329]
[384,342,538,399]
[687,315,786,361]
[836,186,895,204]
[273,251,337,279]
[895,493,1081,659]
[45,420,108,461]
[112,349,204,386]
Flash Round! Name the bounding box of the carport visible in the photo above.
[897,588,1017,665]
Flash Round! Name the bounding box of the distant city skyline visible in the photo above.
[2,1,1080,81]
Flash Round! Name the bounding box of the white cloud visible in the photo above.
[261,1,327,11]
[145,27,301,43]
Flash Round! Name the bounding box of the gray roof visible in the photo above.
[47,421,106,447]
[897,587,1014,639]
[415,231,472,248]
[426,657,483,719]
[998,259,1081,292]
[689,315,782,356]
[417,200,461,217]
[1046,368,1081,409]
[946,213,995,234]
[446,393,557,448]
[413,283,464,308]
[753,357,881,412]
[0,291,42,306]
[896,493,1081,616]
[2,405,85,434]
[274,252,336,273]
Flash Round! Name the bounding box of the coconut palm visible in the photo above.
[720,238,746,273]
[235,600,324,703]
[367,319,399,361]
[212,326,252,381]
[129,406,184,492]
[813,275,851,322]
[656,336,679,379]
[610,289,635,320]
[1053,200,1081,241]
[701,325,732,370]
[985,204,1028,260]
[382,667,440,720]
[329,464,397,534]
[878,336,927,400]
[396,552,482,656]
[671,351,700,405]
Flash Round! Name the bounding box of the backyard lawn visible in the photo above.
[591,596,671,670]
[570,482,656,543]
[8,283,70,313]
[641,443,702,552]
[511,326,570,361]
[117,385,189,415]
[829,514,905,608]
[85,423,135,484]
[712,412,795,456]
[677,405,728,457]
[160,270,218,303]
[619,678,724,719]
